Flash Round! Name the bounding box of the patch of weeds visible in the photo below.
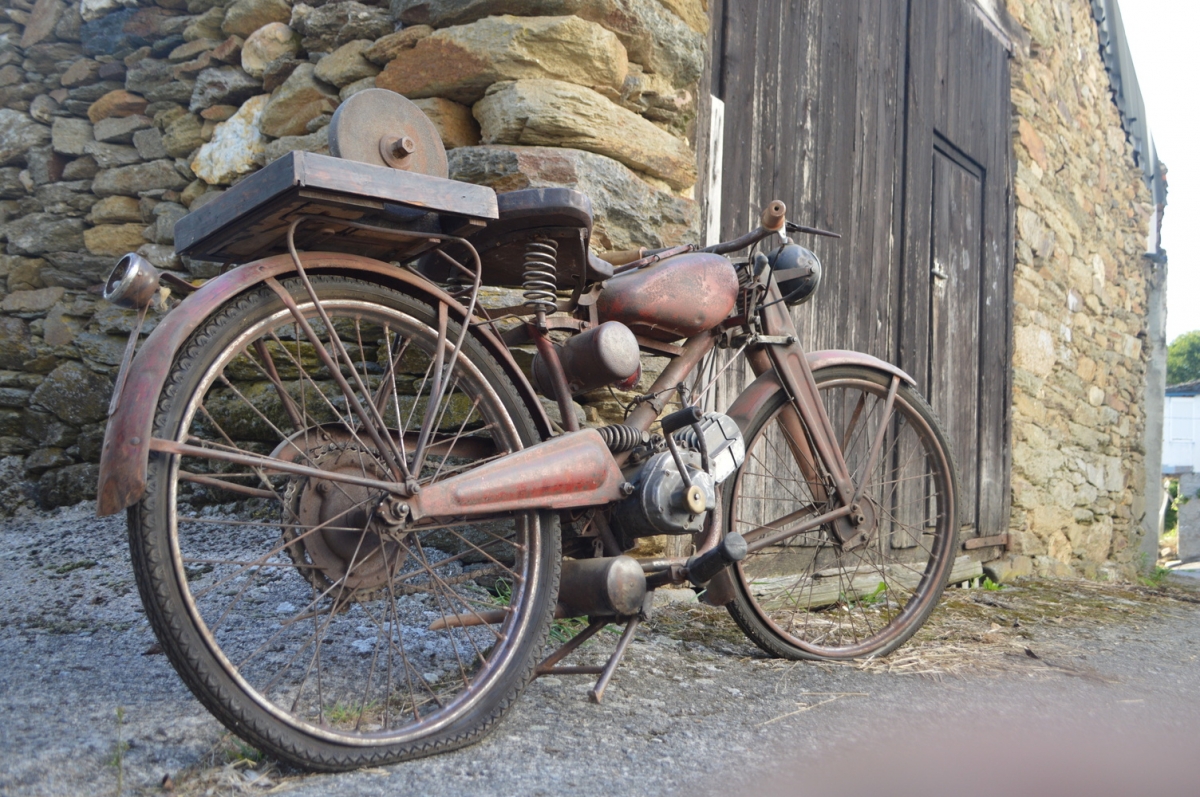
[982,577,1004,591]
[1139,566,1172,589]
[107,706,128,796]
[215,734,264,766]
[847,582,888,607]
[52,560,97,575]
[323,700,380,727]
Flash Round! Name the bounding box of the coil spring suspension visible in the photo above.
[597,424,650,453]
[523,238,559,323]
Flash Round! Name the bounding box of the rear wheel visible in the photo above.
[129,276,559,769]
[725,365,958,660]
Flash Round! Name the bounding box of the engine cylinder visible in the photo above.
[532,321,641,397]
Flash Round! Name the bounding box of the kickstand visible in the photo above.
[532,614,643,704]
[588,615,640,703]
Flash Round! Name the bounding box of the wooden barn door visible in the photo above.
[899,1,1012,548]
[708,0,1013,548]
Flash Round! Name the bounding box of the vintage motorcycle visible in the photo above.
[96,90,958,770]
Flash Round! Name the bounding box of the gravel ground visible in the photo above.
[3,504,1199,797]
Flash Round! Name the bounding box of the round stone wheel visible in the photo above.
[328,88,448,178]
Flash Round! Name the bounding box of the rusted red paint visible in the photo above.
[596,252,739,342]
[805,349,917,386]
[96,252,549,517]
[408,429,626,521]
[723,350,917,438]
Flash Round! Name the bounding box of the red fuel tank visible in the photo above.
[596,252,739,342]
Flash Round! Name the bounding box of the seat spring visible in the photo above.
[597,424,650,453]
[523,238,559,318]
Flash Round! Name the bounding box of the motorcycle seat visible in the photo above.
[417,187,612,288]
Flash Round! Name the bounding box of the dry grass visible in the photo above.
[646,576,1200,680]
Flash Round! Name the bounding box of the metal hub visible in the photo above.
[283,441,406,597]
[833,497,879,551]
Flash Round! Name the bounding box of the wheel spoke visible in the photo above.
[728,371,956,659]
[132,278,554,760]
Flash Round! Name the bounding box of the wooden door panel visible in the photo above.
[929,144,984,527]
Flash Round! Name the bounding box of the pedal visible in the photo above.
[686,532,748,587]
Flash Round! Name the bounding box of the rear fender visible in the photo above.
[96,252,550,516]
[725,349,917,435]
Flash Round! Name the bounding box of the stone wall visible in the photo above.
[0,0,705,510]
[999,0,1154,580]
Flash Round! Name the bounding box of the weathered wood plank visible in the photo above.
[746,554,984,610]
[712,0,1012,543]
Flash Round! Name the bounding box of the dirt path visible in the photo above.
[3,504,1198,796]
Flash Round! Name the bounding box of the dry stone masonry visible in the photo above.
[1000,0,1154,580]
[0,0,704,509]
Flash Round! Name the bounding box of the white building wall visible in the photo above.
[1164,395,1200,472]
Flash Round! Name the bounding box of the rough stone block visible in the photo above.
[1,285,67,313]
[449,145,698,250]
[82,140,142,169]
[290,2,392,53]
[93,114,153,145]
[20,0,68,49]
[222,0,292,38]
[162,113,205,158]
[474,79,696,190]
[60,58,102,88]
[189,65,261,112]
[86,89,147,123]
[92,159,189,197]
[132,127,169,160]
[87,195,143,224]
[190,94,270,185]
[314,39,380,88]
[0,109,52,166]
[376,15,627,105]
[364,25,432,65]
[183,6,225,43]
[261,125,328,163]
[4,214,85,256]
[259,63,337,138]
[393,0,703,89]
[1179,473,1200,563]
[241,22,301,78]
[412,97,479,150]
[83,223,147,256]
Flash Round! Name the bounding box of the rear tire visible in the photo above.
[725,365,958,660]
[129,276,560,769]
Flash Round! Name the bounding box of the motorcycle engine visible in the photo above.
[610,412,745,544]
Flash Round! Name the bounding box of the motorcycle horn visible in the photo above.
[104,252,162,310]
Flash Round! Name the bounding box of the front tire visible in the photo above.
[129,276,560,769]
[725,365,958,660]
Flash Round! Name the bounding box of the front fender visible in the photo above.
[724,349,917,435]
[96,252,550,516]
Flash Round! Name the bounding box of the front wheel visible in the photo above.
[128,276,559,769]
[725,365,959,660]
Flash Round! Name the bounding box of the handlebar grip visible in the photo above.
[660,406,704,436]
[760,200,787,232]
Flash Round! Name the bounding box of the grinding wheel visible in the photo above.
[328,89,448,178]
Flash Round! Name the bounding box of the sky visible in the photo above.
[1118,0,1200,344]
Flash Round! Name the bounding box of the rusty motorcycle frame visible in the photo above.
[95,94,959,772]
